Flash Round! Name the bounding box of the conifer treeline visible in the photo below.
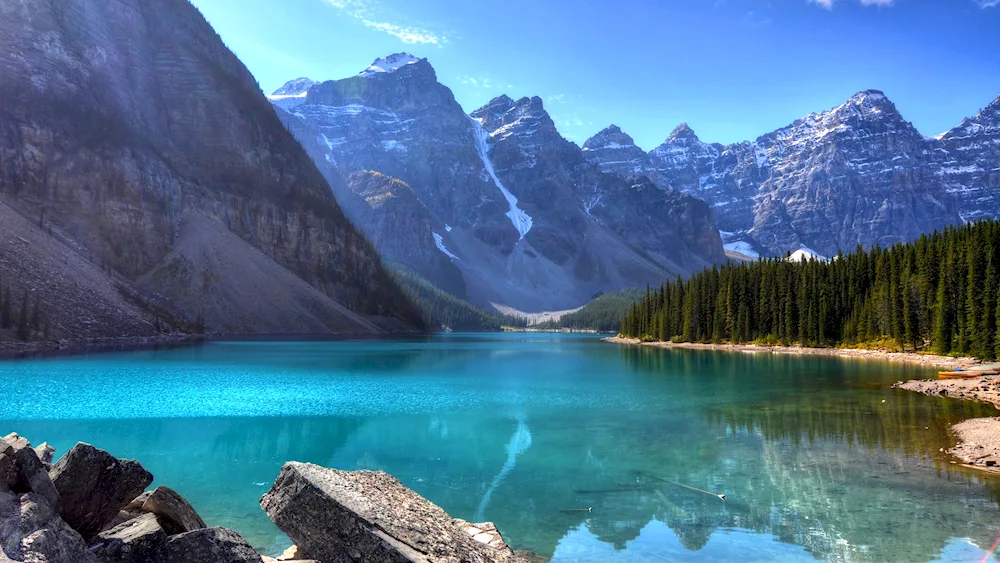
[0,272,49,341]
[621,221,1000,360]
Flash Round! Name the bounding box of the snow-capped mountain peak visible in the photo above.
[270,77,315,97]
[268,77,315,110]
[668,123,699,142]
[582,124,638,151]
[360,53,422,77]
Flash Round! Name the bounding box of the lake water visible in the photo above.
[2,333,999,562]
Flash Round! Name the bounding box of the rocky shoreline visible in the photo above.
[892,377,1000,473]
[603,336,982,369]
[1,433,531,563]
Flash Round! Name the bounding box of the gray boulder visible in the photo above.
[17,492,98,563]
[90,512,167,563]
[132,486,206,535]
[162,527,262,563]
[260,462,524,563]
[1,434,59,508]
[1,490,20,560]
[0,444,16,492]
[50,443,153,538]
[33,444,55,468]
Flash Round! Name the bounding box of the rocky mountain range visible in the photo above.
[584,90,1000,259]
[0,0,420,342]
[269,54,725,312]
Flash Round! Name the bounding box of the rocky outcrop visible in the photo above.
[270,55,725,312]
[50,443,153,538]
[0,0,420,341]
[1,434,268,563]
[346,171,466,298]
[260,462,525,563]
[4,434,532,562]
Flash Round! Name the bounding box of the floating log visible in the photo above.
[637,471,726,501]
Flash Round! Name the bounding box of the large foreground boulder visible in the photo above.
[50,443,153,538]
[260,462,524,563]
[162,527,263,563]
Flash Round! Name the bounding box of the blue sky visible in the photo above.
[192,0,1000,148]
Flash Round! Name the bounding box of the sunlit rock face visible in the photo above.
[585,90,1000,258]
[0,0,419,336]
[936,94,1000,222]
[271,56,725,312]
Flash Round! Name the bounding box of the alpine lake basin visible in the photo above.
[2,333,999,562]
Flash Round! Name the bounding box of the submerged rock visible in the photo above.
[260,462,524,563]
[90,512,167,563]
[162,527,262,563]
[50,443,153,538]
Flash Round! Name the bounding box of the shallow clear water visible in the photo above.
[2,333,999,562]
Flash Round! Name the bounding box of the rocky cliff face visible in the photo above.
[270,55,725,312]
[0,0,419,338]
[937,94,1000,222]
[586,90,991,258]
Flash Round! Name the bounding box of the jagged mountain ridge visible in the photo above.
[0,0,420,339]
[585,90,997,258]
[269,54,725,312]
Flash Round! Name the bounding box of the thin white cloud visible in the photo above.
[322,0,448,46]
[976,0,999,7]
[457,76,511,90]
[548,94,567,105]
[809,0,894,8]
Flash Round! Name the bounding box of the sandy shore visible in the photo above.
[892,377,1000,473]
[603,337,981,369]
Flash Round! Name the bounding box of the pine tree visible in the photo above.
[933,268,952,355]
[0,286,10,329]
[16,290,29,341]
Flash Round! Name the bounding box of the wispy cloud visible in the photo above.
[975,0,999,7]
[323,0,448,46]
[458,76,512,90]
[548,94,567,105]
[809,0,894,8]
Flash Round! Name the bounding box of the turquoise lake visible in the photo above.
[2,333,1000,562]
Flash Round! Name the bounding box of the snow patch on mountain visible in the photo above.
[469,116,534,239]
[723,241,759,259]
[360,53,421,77]
[787,247,828,263]
[432,232,459,260]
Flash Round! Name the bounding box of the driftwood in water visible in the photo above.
[637,470,726,501]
